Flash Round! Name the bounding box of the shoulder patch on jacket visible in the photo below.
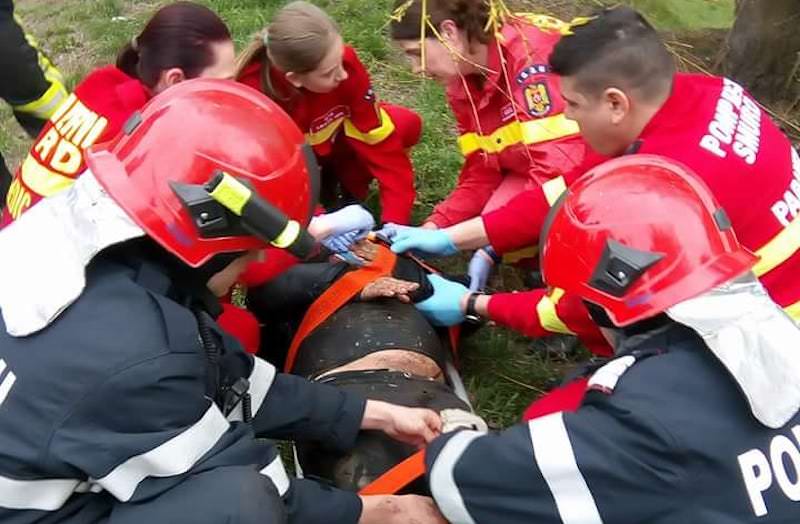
[587,349,665,395]
[524,81,552,117]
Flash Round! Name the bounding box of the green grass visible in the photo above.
[2,0,609,426]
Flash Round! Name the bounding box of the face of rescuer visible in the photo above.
[548,8,676,156]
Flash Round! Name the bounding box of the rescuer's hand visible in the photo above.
[322,230,362,253]
[362,400,442,447]
[415,274,469,326]
[381,224,459,256]
[467,247,497,292]
[309,204,375,239]
[310,205,375,253]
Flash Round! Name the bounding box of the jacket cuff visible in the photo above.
[322,386,368,452]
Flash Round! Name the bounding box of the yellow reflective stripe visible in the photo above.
[520,114,580,147]
[208,172,252,216]
[343,107,396,145]
[784,300,800,322]
[535,287,575,335]
[515,13,573,35]
[458,114,579,156]
[305,117,346,147]
[13,80,69,120]
[20,155,75,197]
[542,176,567,206]
[752,214,800,277]
[271,220,301,249]
[502,245,538,264]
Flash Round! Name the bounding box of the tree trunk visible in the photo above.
[722,0,800,108]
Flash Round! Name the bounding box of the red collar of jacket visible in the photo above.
[76,65,151,122]
[635,73,713,142]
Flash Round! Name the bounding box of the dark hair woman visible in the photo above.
[3,1,233,225]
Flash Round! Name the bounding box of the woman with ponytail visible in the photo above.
[236,1,420,226]
[2,1,234,225]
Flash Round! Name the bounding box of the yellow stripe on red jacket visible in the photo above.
[3,66,149,226]
[426,17,590,228]
[237,46,417,224]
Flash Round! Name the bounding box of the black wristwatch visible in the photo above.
[465,292,485,322]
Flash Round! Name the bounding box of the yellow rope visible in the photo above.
[420,0,427,72]
[385,0,594,168]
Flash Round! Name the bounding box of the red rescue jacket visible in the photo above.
[426,17,589,228]
[485,73,800,340]
[238,46,417,224]
[3,66,149,225]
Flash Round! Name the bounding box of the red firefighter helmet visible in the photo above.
[540,154,757,327]
[86,78,319,268]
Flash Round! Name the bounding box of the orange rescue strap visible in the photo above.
[358,448,426,496]
[283,243,397,373]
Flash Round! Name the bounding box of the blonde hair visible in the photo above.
[235,1,340,100]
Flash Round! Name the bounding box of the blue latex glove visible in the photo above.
[468,248,495,292]
[323,204,375,236]
[385,226,459,256]
[322,230,363,253]
[314,205,374,253]
[415,274,469,326]
[377,223,414,241]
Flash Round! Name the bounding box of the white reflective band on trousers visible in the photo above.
[529,413,604,524]
[96,404,230,502]
[429,430,485,524]
[227,356,277,422]
[0,170,144,337]
[260,455,290,497]
[667,274,800,429]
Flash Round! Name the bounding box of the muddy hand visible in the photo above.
[360,277,419,303]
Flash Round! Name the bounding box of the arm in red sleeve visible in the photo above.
[487,290,611,357]
[341,48,417,224]
[481,187,549,254]
[426,154,504,228]
[487,289,552,339]
[480,148,605,254]
[345,134,416,224]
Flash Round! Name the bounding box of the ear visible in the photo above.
[285,71,304,89]
[159,68,187,90]
[603,88,631,125]
[438,19,463,48]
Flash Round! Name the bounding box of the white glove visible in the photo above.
[440,408,489,433]
[309,204,375,239]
